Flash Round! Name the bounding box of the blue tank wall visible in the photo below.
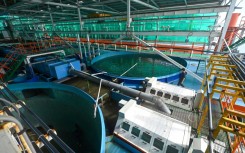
[8,82,106,153]
[91,51,187,88]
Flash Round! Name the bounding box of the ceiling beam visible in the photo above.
[184,0,188,6]
[88,0,119,5]
[83,6,229,21]
[3,0,7,6]
[80,6,118,14]
[131,0,159,10]
[25,30,222,37]
[0,6,6,10]
[103,5,120,13]
[120,0,137,11]
[15,9,77,16]
[11,15,218,26]
[7,0,49,10]
[150,0,159,8]
[130,2,230,14]
[28,1,119,14]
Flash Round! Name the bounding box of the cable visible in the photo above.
[0,98,20,118]
[188,111,195,122]
[16,133,26,153]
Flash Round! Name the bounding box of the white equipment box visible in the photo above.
[145,77,197,111]
[114,99,192,153]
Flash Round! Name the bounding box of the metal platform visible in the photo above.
[141,101,199,130]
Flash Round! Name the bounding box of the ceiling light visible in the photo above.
[40,10,43,11]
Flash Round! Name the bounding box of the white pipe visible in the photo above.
[94,79,102,118]
[91,71,107,76]
[26,50,65,64]
[119,63,138,77]
[223,38,232,53]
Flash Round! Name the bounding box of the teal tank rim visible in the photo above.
[91,51,187,80]
[8,82,106,153]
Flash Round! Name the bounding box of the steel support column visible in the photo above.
[18,18,27,43]
[216,0,237,52]
[49,8,55,31]
[77,0,83,60]
[86,33,91,58]
[77,34,83,60]
[127,0,131,30]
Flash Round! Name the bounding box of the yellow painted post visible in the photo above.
[198,85,207,110]
[213,110,228,138]
[197,105,208,134]
[207,68,212,80]
[197,89,216,134]
[230,91,240,106]
[200,74,207,90]
[218,125,245,137]
[206,56,212,68]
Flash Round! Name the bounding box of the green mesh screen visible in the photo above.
[7,13,217,43]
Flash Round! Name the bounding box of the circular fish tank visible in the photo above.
[8,82,105,153]
[91,52,187,87]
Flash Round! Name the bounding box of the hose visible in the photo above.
[80,63,87,71]
[0,98,20,118]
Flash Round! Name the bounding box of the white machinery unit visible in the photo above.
[144,77,198,111]
[114,99,191,153]
[188,137,226,153]
[0,127,22,153]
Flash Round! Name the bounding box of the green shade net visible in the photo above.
[7,13,217,43]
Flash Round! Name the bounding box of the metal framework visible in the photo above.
[197,54,245,153]
[24,30,222,37]
[0,0,227,22]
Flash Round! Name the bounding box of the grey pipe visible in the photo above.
[69,69,171,114]
[205,59,214,153]
[80,63,87,71]
[0,115,37,153]
[0,98,20,117]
